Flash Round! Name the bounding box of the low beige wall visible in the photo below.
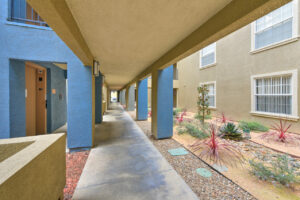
[0,133,66,200]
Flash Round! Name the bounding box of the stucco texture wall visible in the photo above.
[177,4,300,133]
[0,134,66,200]
[0,0,94,149]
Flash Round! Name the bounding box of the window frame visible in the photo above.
[250,70,298,120]
[199,81,217,109]
[250,0,299,53]
[199,43,217,69]
[7,0,51,29]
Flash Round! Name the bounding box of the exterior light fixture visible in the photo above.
[93,60,100,77]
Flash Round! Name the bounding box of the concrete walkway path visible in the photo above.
[72,103,198,200]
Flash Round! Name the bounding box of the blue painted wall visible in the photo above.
[95,75,103,124]
[9,60,26,138]
[0,0,93,149]
[157,65,173,139]
[137,78,148,120]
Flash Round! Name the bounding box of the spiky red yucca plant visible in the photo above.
[176,110,187,124]
[261,119,299,144]
[218,112,227,124]
[190,123,244,166]
[221,112,227,123]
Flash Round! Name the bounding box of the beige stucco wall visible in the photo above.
[0,133,66,200]
[177,4,300,133]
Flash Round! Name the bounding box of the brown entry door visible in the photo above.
[25,62,47,136]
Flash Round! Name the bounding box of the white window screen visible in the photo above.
[255,76,292,115]
[255,2,293,49]
[206,83,215,107]
[201,43,216,67]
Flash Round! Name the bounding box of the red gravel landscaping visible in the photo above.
[64,150,90,200]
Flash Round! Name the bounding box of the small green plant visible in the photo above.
[219,123,243,141]
[194,113,212,120]
[249,160,273,181]
[177,123,208,139]
[184,123,208,139]
[173,108,182,117]
[176,125,186,134]
[197,85,211,124]
[238,121,269,132]
[249,154,300,187]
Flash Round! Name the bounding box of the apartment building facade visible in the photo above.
[0,0,103,149]
[177,0,300,133]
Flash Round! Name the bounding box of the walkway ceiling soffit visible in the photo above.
[28,0,291,90]
[27,0,94,66]
[121,0,291,90]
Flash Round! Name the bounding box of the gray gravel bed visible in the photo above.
[131,116,256,200]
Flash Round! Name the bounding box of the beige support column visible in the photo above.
[151,70,158,136]
[106,88,111,110]
[125,86,129,109]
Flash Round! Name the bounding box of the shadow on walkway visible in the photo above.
[72,103,198,200]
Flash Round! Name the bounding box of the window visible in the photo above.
[200,43,216,68]
[251,70,298,118]
[253,1,297,50]
[200,82,216,108]
[9,0,48,27]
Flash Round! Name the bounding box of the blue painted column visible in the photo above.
[0,58,10,138]
[95,74,103,124]
[67,60,93,150]
[136,78,148,120]
[9,60,26,138]
[151,65,173,139]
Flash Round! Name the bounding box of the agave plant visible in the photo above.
[261,119,299,144]
[190,123,245,166]
[219,122,243,141]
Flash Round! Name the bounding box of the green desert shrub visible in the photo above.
[177,123,208,139]
[176,124,186,134]
[219,122,243,141]
[194,113,212,120]
[249,154,300,187]
[238,121,269,132]
[173,108,182,117]
[197,85,211,123]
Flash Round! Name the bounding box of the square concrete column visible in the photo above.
[95,74,103,124]
[117,91,120,102]
[119,90,123,105]
[125,85,135,111]
[121,90,125,105]
[68,61,94,149]
[136,78,148,120]
[106,88,111,109]
[151,65,173,139]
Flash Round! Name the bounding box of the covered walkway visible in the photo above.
[72,103,198,200]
